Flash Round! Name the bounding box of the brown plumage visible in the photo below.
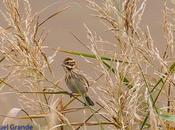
[62,57,94,106]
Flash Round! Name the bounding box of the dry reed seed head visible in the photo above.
[62,57,76,70]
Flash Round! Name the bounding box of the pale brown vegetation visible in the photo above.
[0,0,175,130]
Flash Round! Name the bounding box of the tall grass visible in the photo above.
[0,0,175,130]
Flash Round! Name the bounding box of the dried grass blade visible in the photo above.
[38,6,70,27]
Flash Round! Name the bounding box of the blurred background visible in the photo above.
[0,0,164,129]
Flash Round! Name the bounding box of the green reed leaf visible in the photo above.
[159,114,175,122]
[59,49,129,63]
[169,62,175,74]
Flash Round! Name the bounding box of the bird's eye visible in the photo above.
[69,62,75,66]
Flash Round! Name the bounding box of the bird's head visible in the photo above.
[62,57,76,71]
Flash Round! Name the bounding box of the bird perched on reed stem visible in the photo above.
[62,57,94,106]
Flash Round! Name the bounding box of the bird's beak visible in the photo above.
[61,64,65,67]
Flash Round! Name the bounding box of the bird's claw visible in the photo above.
[69,93,74,98]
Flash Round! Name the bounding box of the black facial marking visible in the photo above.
[63,57,76,70]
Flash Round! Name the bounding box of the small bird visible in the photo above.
[62,57,94,106]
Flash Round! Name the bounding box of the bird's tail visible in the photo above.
[85,95,94,106]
